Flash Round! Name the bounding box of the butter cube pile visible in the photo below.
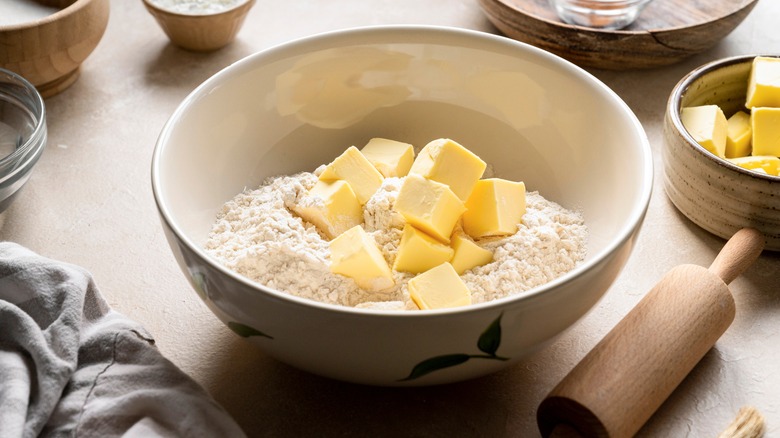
[681,56,780,175]
[293,138,527,310]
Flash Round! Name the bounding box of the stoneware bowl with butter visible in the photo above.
[664,54,780,251]
[152,26,653,386]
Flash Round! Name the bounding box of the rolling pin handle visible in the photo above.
[708,228,764,285]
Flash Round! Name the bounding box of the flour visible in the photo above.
[148,0,248,14]
[363,177,406,266]
[462,195,587,303]
[205,171,587,310]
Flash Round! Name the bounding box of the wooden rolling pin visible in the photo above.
[537,228,765,438]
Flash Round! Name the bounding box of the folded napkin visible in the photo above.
[0,242,246,438]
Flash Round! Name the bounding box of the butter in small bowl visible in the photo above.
[663,55,780,250]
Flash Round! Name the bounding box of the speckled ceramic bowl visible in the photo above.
[664,55,780,251]
[152,26,652,386]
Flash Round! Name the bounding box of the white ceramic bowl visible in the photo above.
[151,26,652,386]
[664,55,780,251]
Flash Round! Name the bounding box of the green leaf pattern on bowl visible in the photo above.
[477,313,503,356]
[190,271,208,301]
[400,314,508,381]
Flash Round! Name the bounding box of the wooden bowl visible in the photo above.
[142,0,256,52]
[0,0,110,98]
[479,0,758,70]
[663,55,780,250]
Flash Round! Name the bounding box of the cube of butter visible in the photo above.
[463,178,526,239]
[409,138,486,201]
[728,155,780,176]
[680,105,728,158]
[746,56,780,109]
[393,225,454,274]
[450,234,493,275]
[394,174,465,243]
[292,180,363,240]
[319,146,384,204]
[750,107,780,157]
[725,111,752,158]
[360,138,415,178]
[408,263,472,310]
[329,225,394,291]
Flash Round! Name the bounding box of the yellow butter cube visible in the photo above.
[329,225,394,291]
[750,107,780,157]
[746,56,780,109]
[292,180,363,240]
[463,178,526,239]
[680,105,728,158]
[408,263,471,310]
[409,138,486,201]
[394,174,465,243]
[319,146,384,204]
[450,234,493,275]
[360,138,415,178]
[393,225,454,274]
[725,111,752,158]
[728,155,780,176]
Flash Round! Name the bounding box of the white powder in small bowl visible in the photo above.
[149,0,248,15]
[205,171,588,311]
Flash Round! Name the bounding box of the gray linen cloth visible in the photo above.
[0,242,247,437]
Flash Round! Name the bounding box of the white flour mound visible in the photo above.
[205,172,587,310]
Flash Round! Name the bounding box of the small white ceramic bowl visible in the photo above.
[152,26,652,386]
[664,55,780,251]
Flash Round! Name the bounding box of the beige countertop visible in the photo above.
[2,1,779,436]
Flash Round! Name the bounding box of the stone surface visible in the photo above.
[1,0,778,436]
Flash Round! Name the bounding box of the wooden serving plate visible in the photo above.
[478,0,758,70]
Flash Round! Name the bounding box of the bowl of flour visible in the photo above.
[151,25,652,385]
[142,0,255,51]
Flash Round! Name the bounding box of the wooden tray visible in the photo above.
[478,0,758,70]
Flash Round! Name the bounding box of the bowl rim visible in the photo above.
[0,68,46,173]
[0,0,97,31]
[150,24,654,318]
[667,53,780,181]
[141,0,255,18]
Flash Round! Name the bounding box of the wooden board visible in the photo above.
[478,0,758,70]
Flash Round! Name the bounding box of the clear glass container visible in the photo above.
[0,68,47,212]
[550,0,653,30]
